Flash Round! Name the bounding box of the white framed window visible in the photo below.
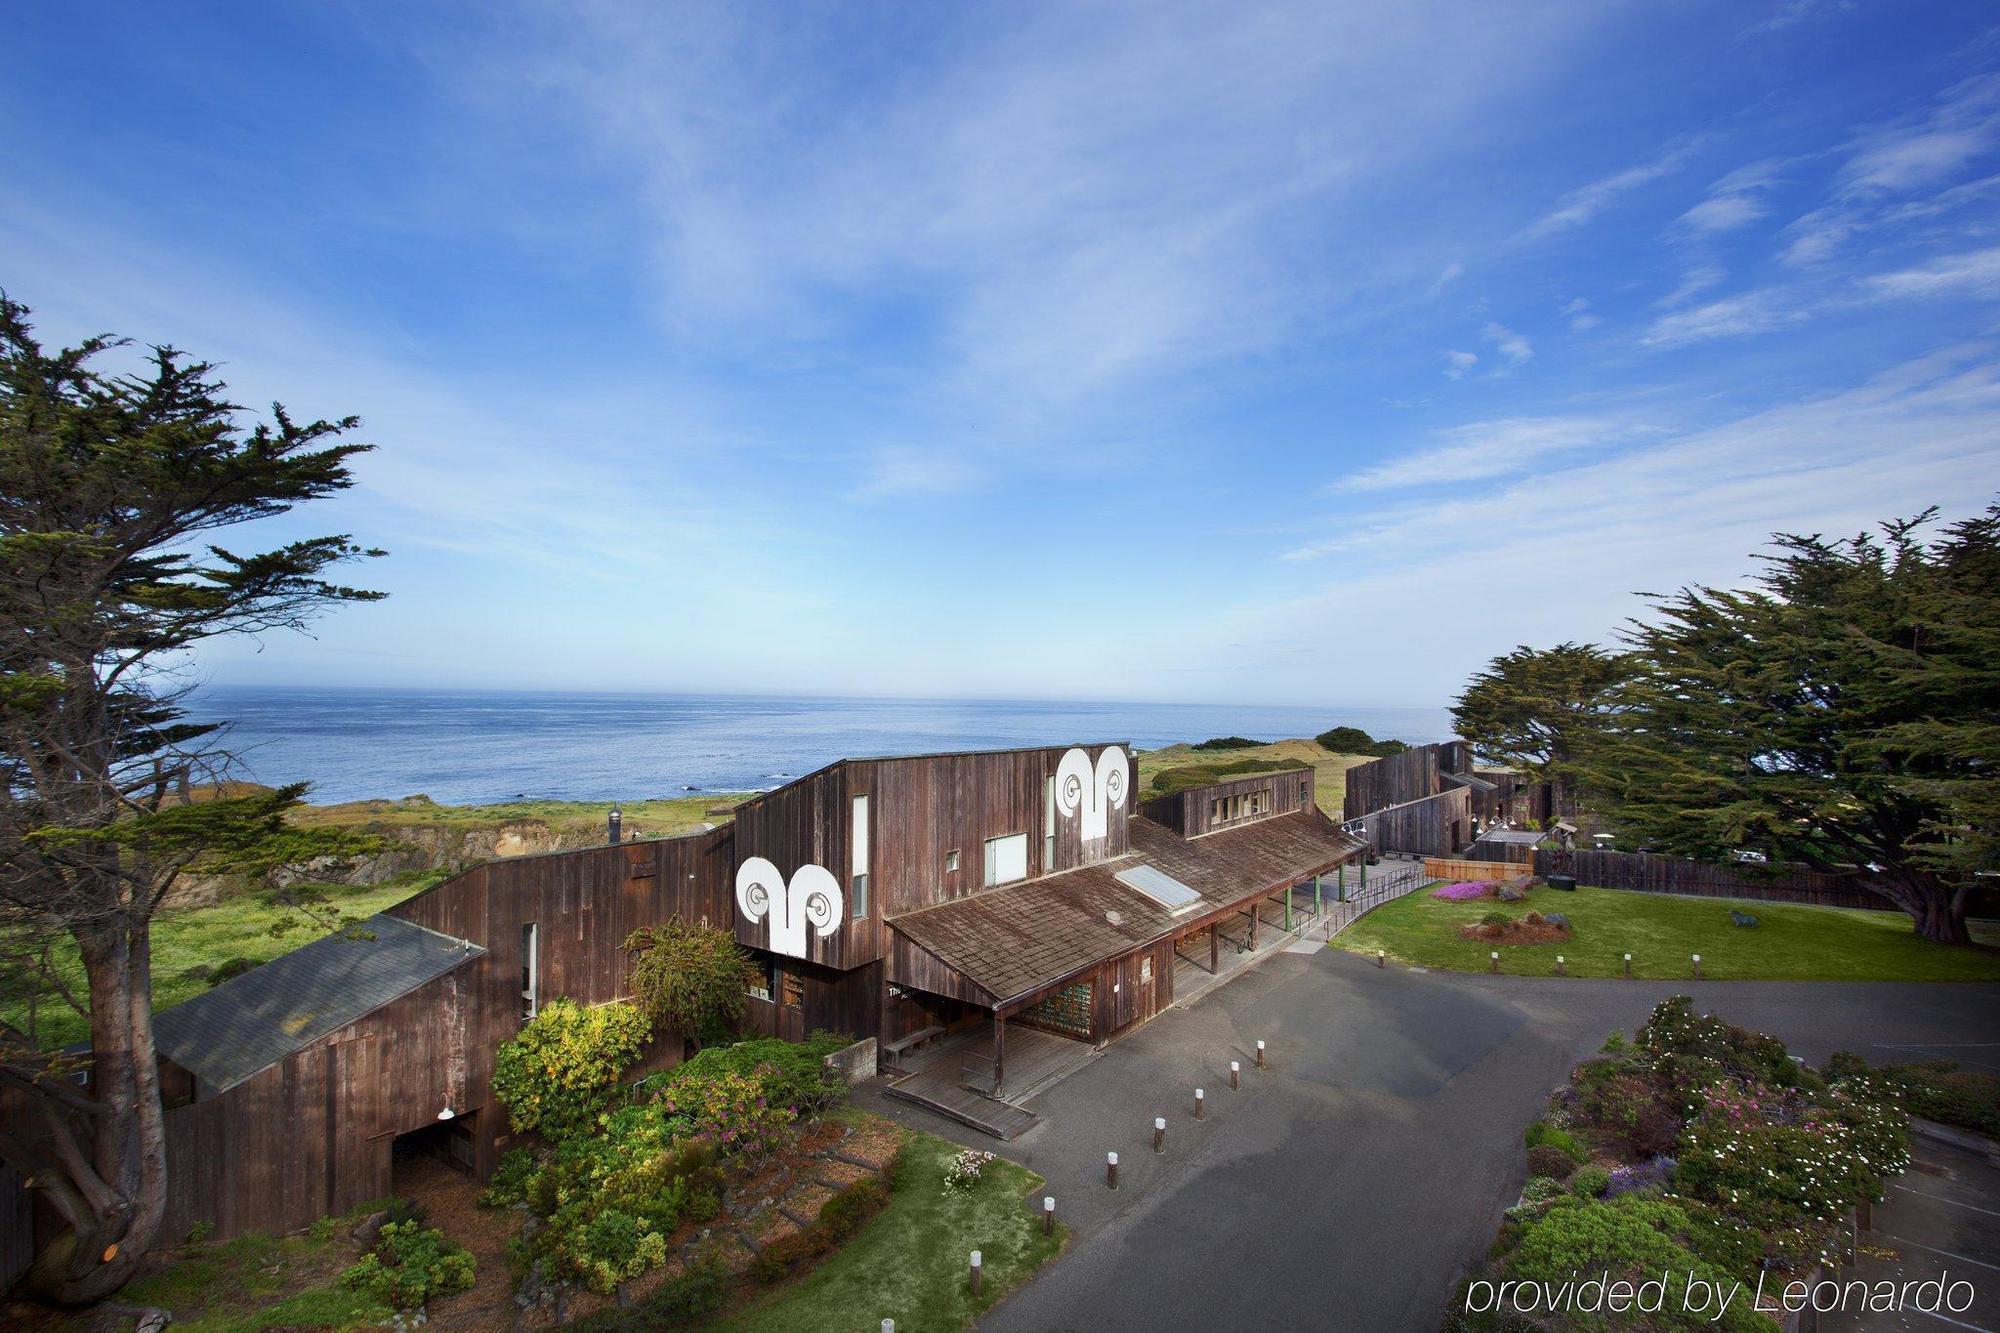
[1043,775,1056,869]
[851,794,870,918]
[983,832,1028,887]
[945,849,960,873]
[520,922,539,1020]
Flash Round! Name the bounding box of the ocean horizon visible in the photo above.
[187,686,1455,806]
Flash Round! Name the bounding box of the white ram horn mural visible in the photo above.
[1054,744,1130,844]
[735,856,844,959]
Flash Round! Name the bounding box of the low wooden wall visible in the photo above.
[1423,857,1521,883]
[1532,849,1893,911]
[1357,787,1469,858]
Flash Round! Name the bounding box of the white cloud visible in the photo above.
[1640,290,1808,347]
[846,446,984,501]
[1443,349,1479,379]
[1328,416,1644,495]
[1522,140,1702,239]
[1677,159,1785,235]
[1430,261,1467,295]
[1481,321,1533,364]
[1658,263,1727,308]
[1863,246,2000,300]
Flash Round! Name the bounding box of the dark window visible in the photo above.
[780,968,805,1008]
[520,922,539,1020]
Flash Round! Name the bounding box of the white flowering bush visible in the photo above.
[942,1148,996,1193]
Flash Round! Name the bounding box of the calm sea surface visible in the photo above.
[188,688,1454,806]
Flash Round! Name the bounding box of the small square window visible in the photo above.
[747,957,774,1003]
[945,849,960,873]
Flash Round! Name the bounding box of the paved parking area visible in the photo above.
[1828,1136,2000,1333]
[858,952,2000,1332]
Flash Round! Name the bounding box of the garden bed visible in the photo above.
[1449,997,1909,1332]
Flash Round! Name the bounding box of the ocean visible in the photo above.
[187,688,1454,806]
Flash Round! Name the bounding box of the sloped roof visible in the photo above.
[1442,770,1500,793]
[887,811,1363,1008]
[154,914,482,1093]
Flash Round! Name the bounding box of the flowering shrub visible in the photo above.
[650,1068,797,1160]
[942,1148,997,1193]
[1430,881,1493,902]
[1603,1155,1676,1198]
[491,998,652,1141]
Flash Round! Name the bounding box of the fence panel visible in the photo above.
[1532,849,1892,911]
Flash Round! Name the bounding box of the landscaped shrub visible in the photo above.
[480,1147,540,1208]
[1478,910,1511,928]
[650,1068,797,1160]
[341,1221,475,1310]
[568,1249,728,1331]
[942,1148,996,1192]
[1603,1155,1675,1198]
[638,1032,850,1118]
[1880,1060,2000,1136]
[1567,1164,1611,1198]
[1501,1197,1768,1333]
[491,998,651,1140]
[1523,1120,1585,1162]
[1432,881,1493,902]
[624,919,758,1047]
[1525,1145,1577,1180]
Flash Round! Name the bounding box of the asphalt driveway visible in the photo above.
[859,950,2000,1332]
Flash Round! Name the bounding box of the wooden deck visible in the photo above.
[883,1024,1098,1140]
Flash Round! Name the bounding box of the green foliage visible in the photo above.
[1571,505,2000,942]
[185,1219,214,1244]
[624,919,757,1047]
[1314,726,1408,757]
[1145,758,1299,799]
[1525,1145,1578,1180]
[306,1215,335,1243]
[1502,1197,1768,1333]
[1568,1165,1611,1198]
[491,998,651,1140]
[341,1221,475,1310]
[1882,1060,2000,1136]
[207,956,261,987]
[570,1249,729,1330]
[1523,1120,1585,1162]
[1452,641,1629,785]
[638,1032,849,1117]
[1191,736,1259,750]
[479,1148,541,1208]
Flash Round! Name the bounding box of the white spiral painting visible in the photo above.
[735,856,844,958]
[1054,745,1130,845]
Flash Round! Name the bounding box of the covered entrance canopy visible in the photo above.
[885,809,1364,1120]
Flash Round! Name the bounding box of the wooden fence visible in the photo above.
[1423,857,1522,883]
[1531,849,1894,911]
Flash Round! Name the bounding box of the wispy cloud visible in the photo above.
[1328,416,1645,496]
[1640,290,1809,347]
[1657,262,1727,308]
[1676,159,1785,233]
[1481,320,1533,364]
[1443,349,1479,379]
[1863,245,2000,300]
[1562,297,1601,332]
[1522,140,1703,240]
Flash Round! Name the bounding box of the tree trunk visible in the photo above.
[28,919,165,1305]
[1886,872,1971,945]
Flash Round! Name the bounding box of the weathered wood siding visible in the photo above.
[1533,848,1898,910]
[1342,746,1444,820]
[1140,769,1313,838]
[1357,787,1470,858]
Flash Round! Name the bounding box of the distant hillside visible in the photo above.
[1134,738,1374,819]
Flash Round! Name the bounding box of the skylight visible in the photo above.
[1115,864,1202,914]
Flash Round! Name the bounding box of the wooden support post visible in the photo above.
[1106,1151,1119,1190]
[1256,1040,1266,1069]
[1337,863,1346,901]
[970,1250,983,1295]
[1210,924,1219,974]
[1360,859,1368,890]
[1194,1087,1205,1119]
[1230,1060,1240,1090]
[1623,952,1632,979]
[1313,874,1323,920]
[1043,1196,1055,1236]
[1691,953,1702,980]
[1377,949,1385,968]
[1153,1116,1167,1153]
[1284,884,1293,933]
[1555,955,1566,977]
[1249,903,1259,949]
[1490,950,1500,974]
[992,1012,1005,1097]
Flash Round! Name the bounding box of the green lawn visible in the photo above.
[114,1229,390,1333]
[2,876,440,1050]
[718,1129,1065,1332]
[1330,883,2000,982]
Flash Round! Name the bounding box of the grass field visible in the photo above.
[1330,882,2000,982]
[291,791,747,841]
[1134,738,1371,819]
[718,1129,1064,1332]
[1,876,443,1051]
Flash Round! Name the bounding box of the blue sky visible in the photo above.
[6,1,2000,708]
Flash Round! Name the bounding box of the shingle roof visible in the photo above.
[887,811,1363,1007]
[153,914,482,1093]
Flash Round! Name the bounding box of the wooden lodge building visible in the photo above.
[137,742,1363,1240]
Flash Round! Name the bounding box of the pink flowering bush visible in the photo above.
[1430,880,1493,902]
[651,1068,797,1161]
